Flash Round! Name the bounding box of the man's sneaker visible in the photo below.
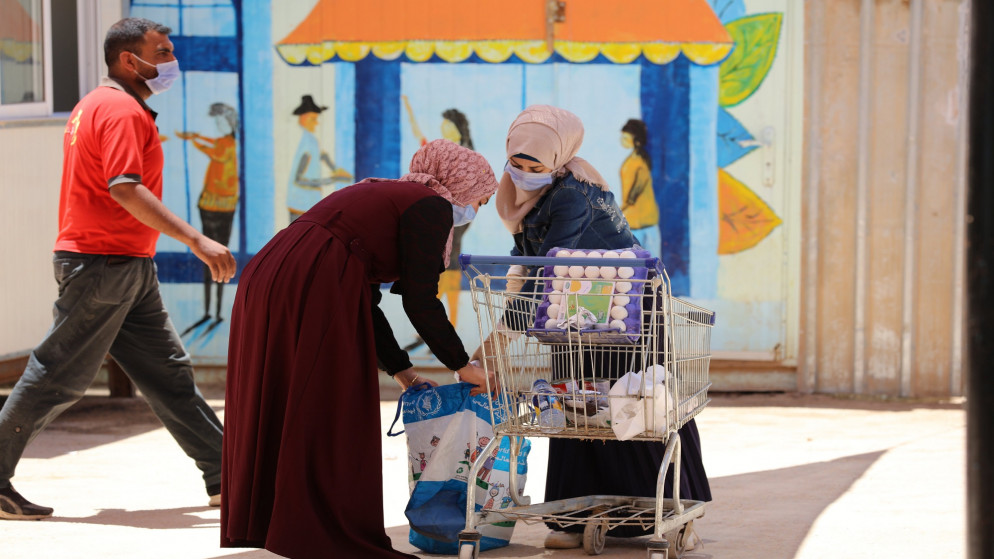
[0,485,53,520]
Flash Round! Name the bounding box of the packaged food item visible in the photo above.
[530,379,566,432]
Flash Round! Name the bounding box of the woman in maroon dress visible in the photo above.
[221,139,499,558]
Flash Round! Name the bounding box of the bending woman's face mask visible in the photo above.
[504,161,554,191]
[452,203,477,227]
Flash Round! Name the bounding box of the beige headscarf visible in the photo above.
[359,139,498,266]
[495,105,610,234]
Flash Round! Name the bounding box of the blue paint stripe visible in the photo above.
[233,0,247,256]
[241,0,274,251]
[688,64,719,298]
[355,57,401,180]
[170,36,239,72]
[155,251,255,283]
[641,58,690,296]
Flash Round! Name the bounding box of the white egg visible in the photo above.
[545,318,559,329]
[586,251,602,259]
[620,250,637,259]
[546,303,561,319]
[610,319,627,332]
[613,295,630,306]
[568,265,585,278]
[584,266,600,279]
[554,265,569,277]
[618,267,635,279]
[599,266,617,280]
[602,251,620,259]
[570,250,587,258]
[552,279,565,291]
[615,281,633,293]
[610,306,629,320]
[556,249,571,257]
[548,291,562,304]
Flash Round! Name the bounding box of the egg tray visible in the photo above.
[527,247,650,345]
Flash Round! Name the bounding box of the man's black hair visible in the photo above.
[104,17,171,67]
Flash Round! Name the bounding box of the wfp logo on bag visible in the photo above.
[402,389,444,422]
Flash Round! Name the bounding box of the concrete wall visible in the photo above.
[801,0,969,397]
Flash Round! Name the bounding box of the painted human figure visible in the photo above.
[286,95,352,222]
[402,96,475,330]
[471,436,490,463]
[176,102,239,334]
[619,119,660,256]
[477,444,500,483]
[428,435,441,460]
[483,482,504,510]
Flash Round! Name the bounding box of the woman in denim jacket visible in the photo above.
[493,105,711,551]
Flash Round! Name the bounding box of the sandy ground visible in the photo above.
[0,386,965,559]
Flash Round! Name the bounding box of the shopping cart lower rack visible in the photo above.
[456,253,716,558]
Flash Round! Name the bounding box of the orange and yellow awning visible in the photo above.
[276,0,733,66]
[0,0,41,63]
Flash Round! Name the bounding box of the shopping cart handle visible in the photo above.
[459,254,662,271]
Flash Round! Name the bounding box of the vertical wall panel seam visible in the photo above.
[803,0,824,393]
[901,0,924,397]
[951,0,972,397]
[854,0,875,394]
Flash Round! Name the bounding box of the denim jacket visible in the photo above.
[503,173,639,331]
[511,172,637,258]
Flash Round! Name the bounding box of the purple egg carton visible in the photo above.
[528,247,649,345]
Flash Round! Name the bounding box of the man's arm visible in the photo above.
[109,181,237,282]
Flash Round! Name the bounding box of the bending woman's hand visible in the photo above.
[457,362,499,396]
[393,368,438,391]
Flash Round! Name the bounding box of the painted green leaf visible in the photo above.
[719,13,783,107]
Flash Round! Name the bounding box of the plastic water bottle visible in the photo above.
[531,379,566,432]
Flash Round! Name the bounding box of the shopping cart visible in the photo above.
[456,253,715,559]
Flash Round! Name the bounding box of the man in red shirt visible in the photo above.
[0,17,236,520]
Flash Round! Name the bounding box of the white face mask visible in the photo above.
[133,55,181,95]
[452,203,477,227]
[505,161,554,191]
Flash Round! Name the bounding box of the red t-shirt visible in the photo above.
[55,82,163,257]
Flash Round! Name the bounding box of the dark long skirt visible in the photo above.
[544,419,711,537]
[220,221,417,559]
[543,280,712,537]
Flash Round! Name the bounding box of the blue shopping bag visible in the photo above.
[391,382,530,554]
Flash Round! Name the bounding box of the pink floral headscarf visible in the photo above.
[360,139,498,266]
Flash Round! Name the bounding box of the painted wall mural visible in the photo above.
[133,0,799,367]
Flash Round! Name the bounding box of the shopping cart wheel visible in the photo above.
[666,520,695,558]
[646,538,670,559]
[458,530,481,559]
[582,522,607,555]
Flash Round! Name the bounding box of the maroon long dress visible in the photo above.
[221,181,470,558]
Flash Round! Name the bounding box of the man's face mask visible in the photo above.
[132,54,181,95]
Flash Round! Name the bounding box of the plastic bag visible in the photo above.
[608,365,676,440]
[392,382,530,554]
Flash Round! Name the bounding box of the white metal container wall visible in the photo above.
[0,0,121,362]
[801,0,969,398]
[0,122,64,359]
